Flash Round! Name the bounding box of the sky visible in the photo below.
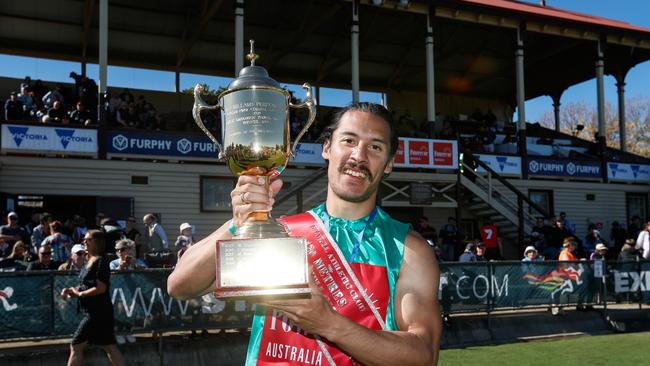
[0,0,648,116]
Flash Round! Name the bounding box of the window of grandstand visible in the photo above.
[201,177,235,212]
[529,190,554,217]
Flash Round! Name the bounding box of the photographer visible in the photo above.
[109,239,147,271]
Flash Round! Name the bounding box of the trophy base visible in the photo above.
[215,237,311,301]
[234,216,289,239]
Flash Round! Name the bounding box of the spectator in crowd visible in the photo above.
[416,216,437,243]
[558,212,575,234]
[142,103,164,130]
[24,212,40,236]
[124,216,144,257]
[105,93,122,124]
[609,221,627,258]
[41,220,74,262]
[58,244,87,271]
[438,121,456,140]
[4,91,23,120]
[439,216,459,261]
[0,212,29,257]
[116,103,140,128]
[476,125,496,153]
[120,88,134,104]
[27,244,61,270]
[100,218,124,256]
[474,242,487,261]
[110,239,147,271]
[174,222,195,252]
[42,100,68,124]
[68,102,93,126]
[143,213,168,253]
[522,246,542,262]
[93,212,106,230]
[559,237,578,261]
[32,79,49,100]
[479,220,499,259]
[0,241,32,271]
[71,215,88,244]
[583,225,604,257]
[628,215,642,239]
[589,243,608,261]
[458,243,477,262]
[17,84,36,118]
[31,213,53,252]
[42,85,65,109]
[636,221,650,260]
[618,239,641,262]
[546,217,572,258]
[61,230,126,366]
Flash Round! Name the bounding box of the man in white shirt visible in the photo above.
[636,221,650,260]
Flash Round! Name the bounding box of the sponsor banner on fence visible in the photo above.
[1,124,97,154]
[394,138,458,169]
[475,154,522,176]
[607,162,650,182]
[107,131,217,158]
[527,157,601,178]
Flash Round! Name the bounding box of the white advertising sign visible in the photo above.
[475,154,522,176]
[289,143,325,165]
[2,124,97,154]
[607,162,650,182]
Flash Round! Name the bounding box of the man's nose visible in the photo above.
[350,143,368,162]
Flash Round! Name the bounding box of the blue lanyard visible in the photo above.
[322,206,378,263]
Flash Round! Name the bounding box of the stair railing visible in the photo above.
[275,167,327,213]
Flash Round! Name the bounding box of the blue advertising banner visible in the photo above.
[527,158,601,178]
[107,131,217,158]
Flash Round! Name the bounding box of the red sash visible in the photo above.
[255,211,390,366]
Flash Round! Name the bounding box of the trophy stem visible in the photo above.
[234,175,288,239]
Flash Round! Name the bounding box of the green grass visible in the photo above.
[440,332,650,366]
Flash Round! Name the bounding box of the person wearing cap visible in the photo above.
[458,243,478,262]
[59,244,87,271]
[4,91,24,120]
[0,212,29,257]
[589,243,608,261]
[583,223,605,258]
[174,223,194,251]
[475,242,488,262]
[522,246,542,262]
[109,239,147,271]
[558,237,578,261]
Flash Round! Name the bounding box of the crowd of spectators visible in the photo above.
[2,74,165,131]
[0,211,196,272]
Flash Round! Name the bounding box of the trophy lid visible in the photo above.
[228,40,281,90]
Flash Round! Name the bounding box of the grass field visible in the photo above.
[439,332,650,366]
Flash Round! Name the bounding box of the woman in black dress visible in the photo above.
[61,229,125,366]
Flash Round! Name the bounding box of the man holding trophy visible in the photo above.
[168,41,441,365]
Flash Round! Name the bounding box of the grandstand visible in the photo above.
[2,0,649,259]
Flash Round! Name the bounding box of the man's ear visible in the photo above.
[383,157,394,175]
[322,139,331,161]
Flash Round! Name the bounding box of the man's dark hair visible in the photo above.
[320,102,399,158]
[40,213,52,225]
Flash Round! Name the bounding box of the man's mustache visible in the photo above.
[339,161,373,181]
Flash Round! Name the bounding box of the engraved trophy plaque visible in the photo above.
[193,40,317,299]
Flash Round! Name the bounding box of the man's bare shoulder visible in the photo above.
[404,230,438,267]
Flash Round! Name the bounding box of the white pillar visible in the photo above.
[515,29,525,133]
[235,0,245,75]
[98,0,108,94]
[616,78,626,151]
[595,41,606,142]
[351,0,360,103]
[425,10,436,123]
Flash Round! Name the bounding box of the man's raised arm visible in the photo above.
[167,176,282,300]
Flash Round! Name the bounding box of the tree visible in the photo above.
[538,98,650,157]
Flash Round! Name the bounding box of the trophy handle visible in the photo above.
[288,83,318,157]
[192,84,224,159]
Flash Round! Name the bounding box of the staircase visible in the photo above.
[459,158,549,258]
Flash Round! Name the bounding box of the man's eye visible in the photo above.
[342,138,355,145]
[369,144,383,151]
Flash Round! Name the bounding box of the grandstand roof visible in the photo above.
[1,0,650,103]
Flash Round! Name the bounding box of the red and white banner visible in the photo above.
[393,138,458,169]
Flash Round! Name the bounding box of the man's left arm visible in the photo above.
[155,224,169,249]
[268,232,441,366]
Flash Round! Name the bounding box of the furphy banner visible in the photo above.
[394,138,458,169]
[527,158,601,178]
[476,154,522,176]
[107,131,217,158]
[1,124,97,154]
[607,162,650,182]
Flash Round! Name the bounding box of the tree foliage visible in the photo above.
[538,97,650,157]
